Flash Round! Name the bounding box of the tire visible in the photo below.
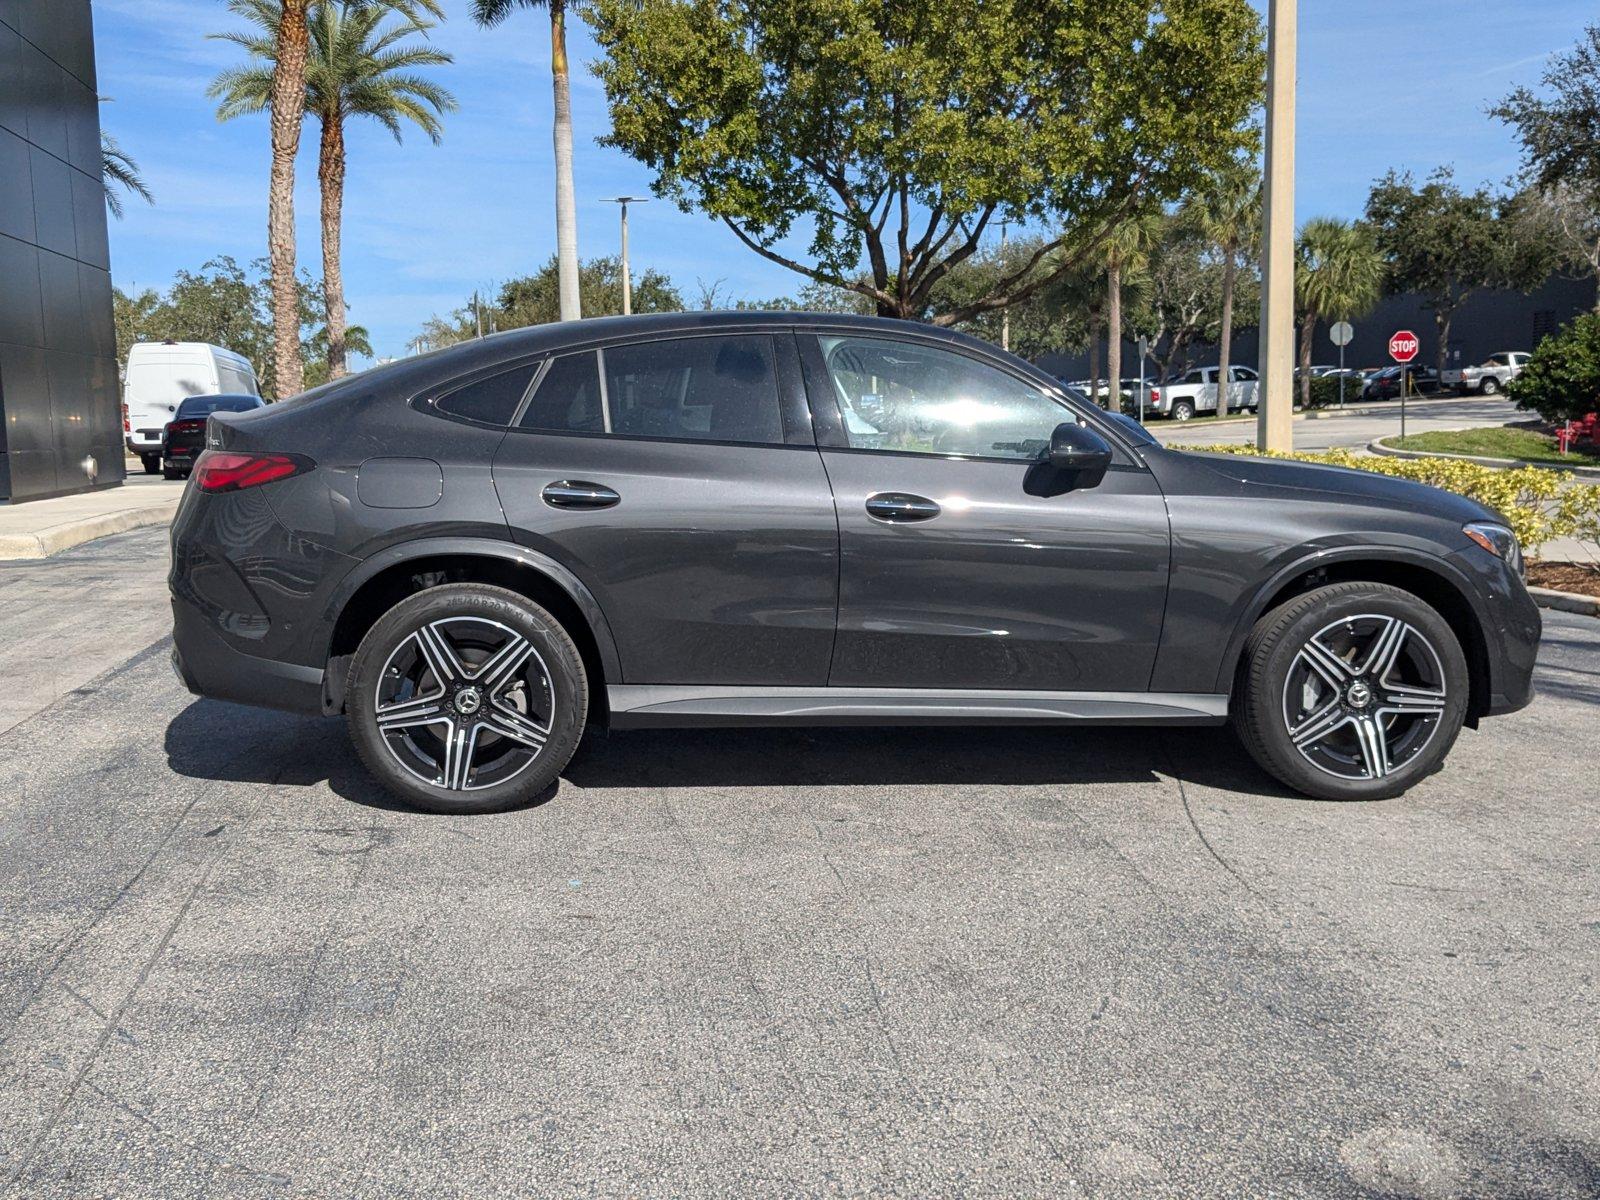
[1233,582,1470,801]
[1479,377,1500,396]
[140,453,160,475]
[162,465,184,480]
[1173,399,1195,422]
[346,583,588,814]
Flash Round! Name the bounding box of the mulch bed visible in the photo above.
[1528,561,1600,599]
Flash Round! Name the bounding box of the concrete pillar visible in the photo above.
[1256,0,1297,452]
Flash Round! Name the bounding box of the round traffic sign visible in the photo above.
[1329,321,1353,348]
[1388,330,1419,363]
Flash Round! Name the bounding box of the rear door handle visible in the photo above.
[865,492,941,523]
[542,480,620,509]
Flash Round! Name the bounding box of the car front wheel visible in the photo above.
[346,583,588,814]
[1233,583,1469,801]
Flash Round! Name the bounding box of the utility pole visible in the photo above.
[998,218,1012,352]
[1256,0,1297,452]
[603,197,648,316]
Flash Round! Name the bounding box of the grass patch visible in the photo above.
[1386,425,1600,468]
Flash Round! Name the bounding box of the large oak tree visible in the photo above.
[586,0,1263,324]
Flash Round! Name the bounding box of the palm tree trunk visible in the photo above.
[318,114,348,381]
[1106,259,1122,410]
[550,0,581,321]
[1299,310,1316,409]
[1214,244,1236,417]
[1087,315,1102,399]
[267,0,309,398]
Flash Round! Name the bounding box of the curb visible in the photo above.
[0,504,177,561]
[1529,586,1600,617]
[1366,438,1600,478]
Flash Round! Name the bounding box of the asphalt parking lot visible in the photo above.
[1,528,1596,1198]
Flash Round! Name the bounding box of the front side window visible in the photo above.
[603,335,783,445]
[1233,367,1257,381]
[820,336,1071,461]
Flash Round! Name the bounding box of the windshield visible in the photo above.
[175,395,259,419]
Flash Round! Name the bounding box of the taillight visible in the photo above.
[168,419,206,434]
[191,450,313,493]
[122,405,130,432]
[1149,388,1160,402]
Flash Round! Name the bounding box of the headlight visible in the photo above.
[1464,521,1522,575]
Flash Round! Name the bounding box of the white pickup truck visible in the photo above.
[1440,351,1529,396]
[1147,365,1259,421]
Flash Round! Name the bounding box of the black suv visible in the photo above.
[169,313,1538,811]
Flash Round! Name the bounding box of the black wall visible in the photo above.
[0,0,122,502]
[1036,274,1597,383]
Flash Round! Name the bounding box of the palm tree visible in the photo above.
[1295,217,1384,407]
[100,132,153,219]
[1103,210,1164,409]
[1192,163,1260,416]
[471,0,581,322]
[212,1,454,379]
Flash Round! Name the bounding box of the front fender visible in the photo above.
[1207,542,1495,696]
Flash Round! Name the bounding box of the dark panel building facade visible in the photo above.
[1039,274,1597,384]
[0,0,121,502]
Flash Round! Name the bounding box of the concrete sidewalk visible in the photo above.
[0,474,182,560]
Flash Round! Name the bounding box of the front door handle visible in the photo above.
[542,480,620,509]
[865,492,941,523]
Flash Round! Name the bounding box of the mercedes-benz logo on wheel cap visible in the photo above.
[1345,680,1372,709]
[454,687,483,716]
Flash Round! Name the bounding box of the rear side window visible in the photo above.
[519,352,605,433]
[605,335,783,445]
[436,363,540,425]
[513,336,785,445]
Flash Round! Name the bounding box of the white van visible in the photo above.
[123,342,261,473]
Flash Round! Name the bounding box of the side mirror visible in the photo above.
[1048,422,1112,485]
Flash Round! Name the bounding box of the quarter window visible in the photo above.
[820,336,1072,461]
[438,362,541,426]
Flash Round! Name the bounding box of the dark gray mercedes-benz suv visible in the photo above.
[169,312,1539,812]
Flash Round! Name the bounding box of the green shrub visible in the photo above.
[1176,443,1600,556]
[1506,311,1600,422]
[1304,374,1359,409]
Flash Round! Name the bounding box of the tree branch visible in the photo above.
[718,216,895,309]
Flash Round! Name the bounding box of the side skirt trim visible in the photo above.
[606,685,1228,728]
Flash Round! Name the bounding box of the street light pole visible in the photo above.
[1256,0,1297,452]
[603,196,648,316]
[998,218,1012,352]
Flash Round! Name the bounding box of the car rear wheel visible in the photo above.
[1479,377,1500,395]
[1233,583,1469,801]
[346,584,588,814]
[140,453,160,475]
[162,465,184,480]
[1173,399,1195,422]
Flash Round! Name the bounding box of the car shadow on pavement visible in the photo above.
[163,698,1300,807]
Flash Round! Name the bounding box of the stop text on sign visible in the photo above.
[1388,331,1419,363]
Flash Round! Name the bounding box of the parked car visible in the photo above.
[1440,351,1529,396]
[169,313,1538,812]
[1147,365,1259,421]
[123,342,260,476]
[1362,364,1440,401]
[161,393,266,479]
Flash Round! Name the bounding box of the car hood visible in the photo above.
[1171,449,1498,525]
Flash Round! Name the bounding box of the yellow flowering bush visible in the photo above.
[1176,444,1600,557]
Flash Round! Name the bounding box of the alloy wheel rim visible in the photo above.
[1281,613,1448,782]
[373,617,554,792]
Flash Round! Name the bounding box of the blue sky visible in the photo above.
[93,0,1592,364]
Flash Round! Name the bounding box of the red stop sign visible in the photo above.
[1388,330,1420,363]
